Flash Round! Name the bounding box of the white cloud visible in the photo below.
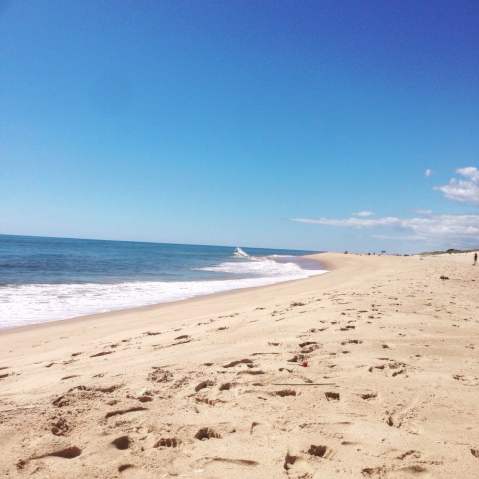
[291,214,479,247]
[292,166,479,248]
[353,211,374,217]
[435,166,479,205]
[415,209,432,215]
[457,166,479,182]
[293,216,399,227]
[372,234,424,241]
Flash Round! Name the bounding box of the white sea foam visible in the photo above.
[197,258,310,276]
[233,247,250,258]
[0,256,326,328]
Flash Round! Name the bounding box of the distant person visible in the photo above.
[474,252,478,266]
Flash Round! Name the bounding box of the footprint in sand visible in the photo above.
[30,446,82,461]
[90,351,114,358]
[307,444,333,459]
[219,382,236,391]
[223,359,254,368]
[195,380,215,392]
[154,437,181,448]
[148,367,173,383]
[111,436,131,450]
[299,341,319,354]
[283,452,314,479]
[144,331,162,336]
[238,369,265,375]
[175,334,190,340]
[396,450,421,460]
[195,396,226,406]
[105,407,147,419]
[341,339,362,345]
[361,466,387,476]
[136,390,154,402]
[195,427,222,440]
[287,354,307,364]
[50,416,70,436]
[271,389,297,397]
[118,464,135,473]
[325,391,340,401]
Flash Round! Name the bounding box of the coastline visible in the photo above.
[1,251,479,478]
[0,253,329,335]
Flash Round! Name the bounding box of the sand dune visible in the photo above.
[1,252,479,478]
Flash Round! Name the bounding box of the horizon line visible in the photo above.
[0,232,319,254]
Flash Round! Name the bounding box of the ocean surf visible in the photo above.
[0,236,326,328]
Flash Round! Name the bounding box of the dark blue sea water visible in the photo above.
[0,235,325,328]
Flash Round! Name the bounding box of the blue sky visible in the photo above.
[1,0,478,252]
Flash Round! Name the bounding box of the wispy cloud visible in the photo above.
[372,234,424,241]
[291,214,479,247]
[435,166,479,205]
[415,209,432,215]
[292,216,399,227]
[292,166,479,249]
[353,210,374,217]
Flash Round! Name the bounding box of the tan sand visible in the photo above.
[1,251,479,478]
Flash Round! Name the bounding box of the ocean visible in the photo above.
[0,235,326,329]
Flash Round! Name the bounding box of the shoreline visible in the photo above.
[0,253,330,336]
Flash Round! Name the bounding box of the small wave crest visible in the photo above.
[233,247,250,258]
[200,248,323,278]
[198,258,308,276]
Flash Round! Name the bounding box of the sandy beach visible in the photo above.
[1,251,479,478]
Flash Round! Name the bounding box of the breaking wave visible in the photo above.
[0,245,326,329]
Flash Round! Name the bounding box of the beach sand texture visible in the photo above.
[1,252,479,478]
